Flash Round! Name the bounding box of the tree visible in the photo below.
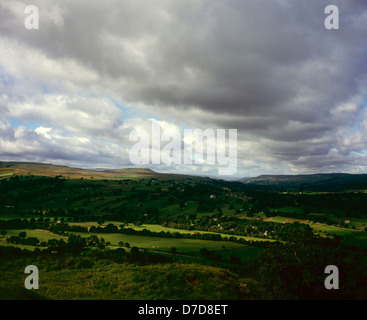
[263,208,271,217]
[97,217,105,226]
[125,242,131,248]
[18,231,26,239]
[27,237,40,246]
[171,247,177,254]
[200,247,210,257]
[1,230,7,238]
[134,221,142,227]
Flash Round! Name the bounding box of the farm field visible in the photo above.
[1,229,67,242]
[0,229,68,250]
[69,222,276,243]
[0,226,265,262]
[68,231,257,258]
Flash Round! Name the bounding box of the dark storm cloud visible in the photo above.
[1,0,367,174]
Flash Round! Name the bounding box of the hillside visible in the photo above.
[240,173,367,191]
[0,161,208,181]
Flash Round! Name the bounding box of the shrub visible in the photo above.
[75,259,94,269]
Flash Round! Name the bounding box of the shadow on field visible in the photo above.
[0,286,48,300]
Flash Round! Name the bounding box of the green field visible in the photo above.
[0,229,68,250]
[310,224,367,248]
[0,226,265,261]
[312,224,358,236]
[69,231,258,258]
[265,216,309,224]
[0,171,14,177]
[1,229,67,242]
[69,222,276,243]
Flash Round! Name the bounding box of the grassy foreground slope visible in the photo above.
[0,256,259,300]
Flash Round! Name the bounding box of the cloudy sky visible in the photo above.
[0,0,367,178]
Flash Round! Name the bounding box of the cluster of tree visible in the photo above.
[0,176,66,211]
[243,190,367,219]
[0,218,57,230]
[116,206,161,224]
[34,220,277,249]
[0,218,92,237]
[0,245,174,268]
[263,210,336,225]
[88,225,275,249]
[45,234,110,252]
[249,242,367,299]
[6,232,40,246]
[49,223,88,235]
[161,214,315,243]
[0,175,65,194]
[0,245,41,258]
[89,223,118,233]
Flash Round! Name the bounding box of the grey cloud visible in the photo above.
[0,118,131,168]
[1,0,367,174]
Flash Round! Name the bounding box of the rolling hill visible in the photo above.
[240,173,367,191]
[0,161,208,181]
[3,161,367,191]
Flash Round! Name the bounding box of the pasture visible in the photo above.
[68,231,256,257]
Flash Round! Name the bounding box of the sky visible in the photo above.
[0,0,367,178]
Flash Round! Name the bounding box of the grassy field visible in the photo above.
[0,222,268,261]
[1,229,67,242]
[310,224,367,248]
[265,216,310,224]
[69,222,276,243]
[0,256,260,300]
[0,226,265,261]
[0,171,14,178]
[311,224,358,236]
[69,231,256,257]
[0,229,68,250]
[262,215,367,248]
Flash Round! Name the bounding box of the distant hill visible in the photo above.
[4,161,367,191]
[0,161,208,181]
[239,173,367,191]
